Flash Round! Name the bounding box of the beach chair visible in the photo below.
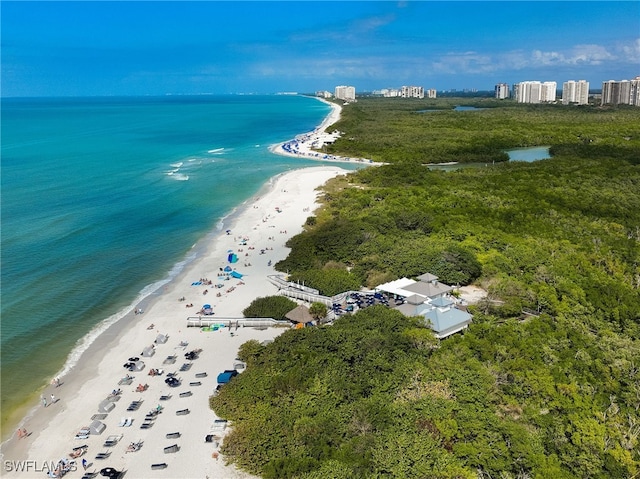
[103,435,122,447]
[165,432,181,439]
[189,381,201,386]
[118,376,133,386]
[159,394,171,401]
[69,445,88,459]
[163,444,180,453]
[75,427,90,440]
[163,355,177,365]
[151,463,168,470]
[95,451,111,460]
[195,372,207,378]
[175,408,190,416]
[126,441,143,453]
[211,419,227,432]
[179,391,192,398]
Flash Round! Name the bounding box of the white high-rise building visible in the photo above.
[631,77,640,106]
[541,82,557,102]
[515,81,556,103]
[602,78,640,106]
[562,80,589,105]
[495,83,510,99]
[400,86,425,99]
[334,85,356,101]
[427,89,437,99]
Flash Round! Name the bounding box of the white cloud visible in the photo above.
[430,39,638,75]
[431,52,496,74]
[531,44,615,66]
[289,13,395,44]
[619,37,640,63]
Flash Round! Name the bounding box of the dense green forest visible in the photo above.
[324,98,640,165]
[211,99,640,478]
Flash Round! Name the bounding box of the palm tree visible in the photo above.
[309,302,328,323]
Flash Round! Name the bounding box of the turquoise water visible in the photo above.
[0,95,350,429]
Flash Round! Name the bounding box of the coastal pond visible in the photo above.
[504,146,551,162]
[417,105,486,113]
[428,146,551,171]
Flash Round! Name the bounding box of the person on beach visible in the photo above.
[50,394,56,404]
[41,395,47,407]
[82,458,88,471]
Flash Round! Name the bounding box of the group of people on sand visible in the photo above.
[41,393,58,408]
[46,457,73,478]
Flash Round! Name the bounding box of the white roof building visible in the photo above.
[375,273,472,338]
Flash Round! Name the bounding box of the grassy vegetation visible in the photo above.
[213,99,640,478]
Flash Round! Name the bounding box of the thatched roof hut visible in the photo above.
[285,305,314,324]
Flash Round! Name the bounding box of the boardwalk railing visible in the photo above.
[185,317,290,328]
[267,275,320,294]
[267,274,355,306]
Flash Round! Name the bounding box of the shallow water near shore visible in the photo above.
[0,94,355,436]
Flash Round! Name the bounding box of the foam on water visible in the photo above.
[0,94,337,436]
[55,249,197,378]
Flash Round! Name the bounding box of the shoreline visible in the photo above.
[0,165,349,478]
[270,97,382,165]
[0,95,350,443]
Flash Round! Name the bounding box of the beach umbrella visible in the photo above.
[224,266,232,272]
[203,304,211,309]
[100,467,120,478]
[227,249,233,253]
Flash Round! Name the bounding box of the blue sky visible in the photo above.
[2,1,638,97]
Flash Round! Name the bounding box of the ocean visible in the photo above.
[0,94,352,433]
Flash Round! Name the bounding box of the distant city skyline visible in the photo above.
[2,1,638,97]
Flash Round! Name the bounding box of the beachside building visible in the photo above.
[375,273,472,339]
[401,86,425,99]
[495,83,510,99]
[562,80,589,105]
[334,85,356,102]
[316,90,332,99]
[427,89,437,99]
[602,77,640,106]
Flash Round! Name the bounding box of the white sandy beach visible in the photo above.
[270,99,379,165]
[0,165,350,479]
